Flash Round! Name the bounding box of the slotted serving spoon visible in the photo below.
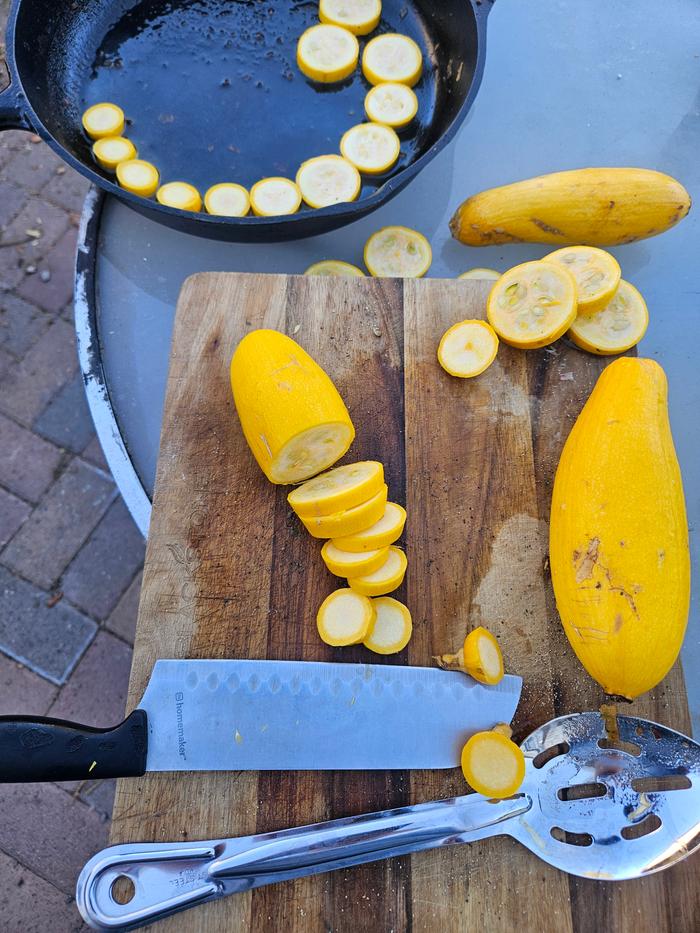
[77,712,700,931]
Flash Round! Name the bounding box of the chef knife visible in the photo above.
[0,659,521,781]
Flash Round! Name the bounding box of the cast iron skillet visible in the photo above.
[0,0,495,242]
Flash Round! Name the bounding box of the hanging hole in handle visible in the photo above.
[111,875,136,905]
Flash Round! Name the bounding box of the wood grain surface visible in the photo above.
[111,273,696,932]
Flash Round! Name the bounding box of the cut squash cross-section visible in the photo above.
[288,461,384,517]
[317,588,376,646]
[438,319,499,378]
[568,279,648,356]
[296,155,361,209]
[297,24,359,83]
[319,0,382,36]
[545,246,621,315]
[301,485,388,538]
[362,33,423,87]
[364,226,432,278]
[461,730,525,798]
[487,260,577,349]
[363,597,412,654]
[230,329,355,484]
[348,545,407,596]
[365,83,418,128]
[340,123,401,175]
[333,501,406,551]
[321,541,389,578]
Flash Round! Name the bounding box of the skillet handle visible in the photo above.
[474,0,497,17]
[0,60,30,130]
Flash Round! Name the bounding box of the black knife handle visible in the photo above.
[0,710,148,782]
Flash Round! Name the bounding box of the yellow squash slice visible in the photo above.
[364,225,432,277]
[435,625,504,685]
[156,182,202,212]
[82,102,125,139]
[333,501,406,551]
[317,588,376,646]
[438,319,499,378]
[321,540,390,578]
[297,24,359,83]
[545,246,621,314]
[250,177,302,216]
[230,329,354,484]
[362,33,423,86]
[363,596,412,654]
[487,260,577,349]
[288,461,384,517]
[340,123,400,175]
[204,183,250,217]
[461,730,525,798]
[458,268,501,281]
[348,545,407,596]
[115,159,160,197]
[296,155,361,208]
[304,260,365,277]
[319,0,382,35]
[92,136,136,171]
[568,279,648,355]
[301,485,388,539]
[364,82,418,128]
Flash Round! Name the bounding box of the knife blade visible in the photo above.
[0,660,521,782]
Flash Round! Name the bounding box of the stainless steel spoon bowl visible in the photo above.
[77,712,700,931]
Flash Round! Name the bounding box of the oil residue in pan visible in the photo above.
[79,0,439,207]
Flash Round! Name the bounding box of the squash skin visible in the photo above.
[549,358,690,699]
[230,329,354,484]
[450,168,691,247]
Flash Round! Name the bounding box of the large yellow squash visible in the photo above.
[549,358,690,699]
[450,168,690,246]
[230,329,354,484]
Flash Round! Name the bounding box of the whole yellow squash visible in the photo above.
[450,168,691,247]
[549,358,690,699]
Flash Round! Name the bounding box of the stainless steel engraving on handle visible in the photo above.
[76,794,531,930]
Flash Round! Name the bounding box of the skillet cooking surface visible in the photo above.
[34,0,476,207]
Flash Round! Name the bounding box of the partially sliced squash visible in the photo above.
[230,329,354,484]
[288,461,384,517]
[317,588,376,646]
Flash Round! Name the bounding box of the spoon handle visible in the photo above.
[77,793,530,930]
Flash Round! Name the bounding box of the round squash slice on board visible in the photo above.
[321,541,390,578]
[288,461,384,518]
[568,279,648,355]
[544,246,621,314]
[301,485,388,538]
[317,588,375,646]
[332,501,406,551]
[347,545,407,596]
[230,330,355,484]
[549,358,690,699]
[487,260,577,349]
[363,597,412,654]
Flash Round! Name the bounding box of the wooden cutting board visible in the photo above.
[111,273,696,932]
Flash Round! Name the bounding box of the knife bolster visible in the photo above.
[0,709,148,782]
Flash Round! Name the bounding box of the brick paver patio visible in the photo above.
[1,7,143,928]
